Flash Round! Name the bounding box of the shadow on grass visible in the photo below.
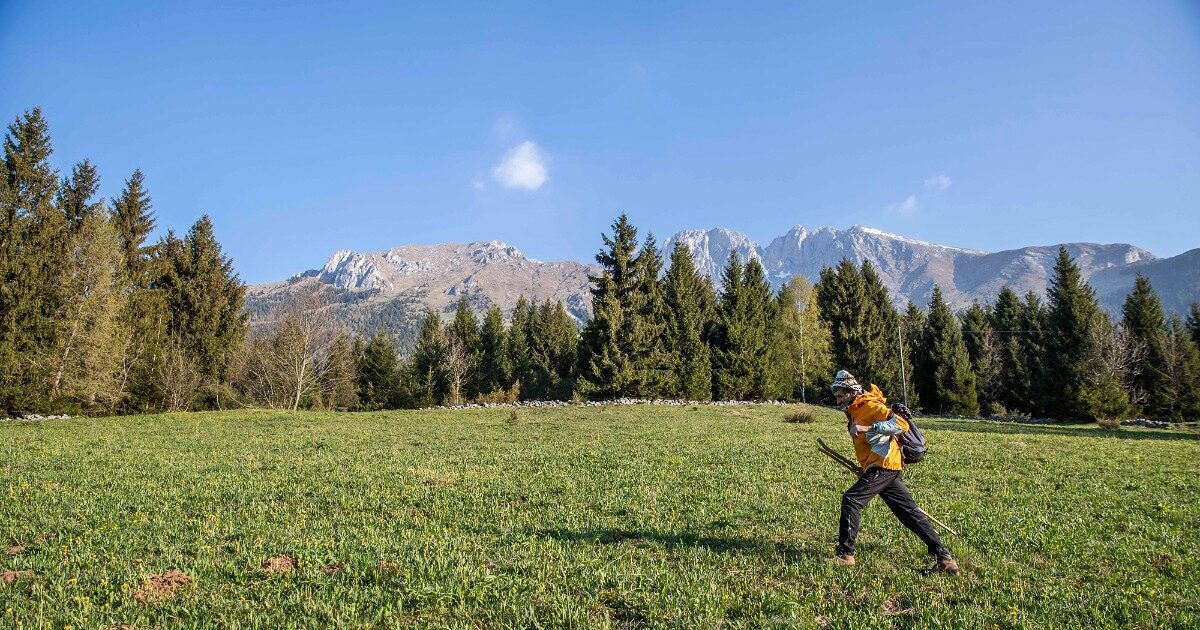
[534,528,823,561]
[923,419,1200,442]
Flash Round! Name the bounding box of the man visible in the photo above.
[829,369,959,574]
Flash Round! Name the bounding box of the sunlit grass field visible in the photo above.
[2,404,1198,628]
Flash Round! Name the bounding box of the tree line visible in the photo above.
[4,108,1199,421]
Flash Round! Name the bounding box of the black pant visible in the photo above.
[837,466,948,558]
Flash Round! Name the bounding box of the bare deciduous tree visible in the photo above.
[442,329,475,406]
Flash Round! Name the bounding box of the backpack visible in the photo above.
[890,402,927,464]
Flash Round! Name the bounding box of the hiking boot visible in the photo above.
[931,555,959,575]
[832,553,855,566]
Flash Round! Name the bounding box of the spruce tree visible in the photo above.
[1019,291,1049,416]
[921,286,979,415]
[627,233,671,397]
[111,169,155,281]
[357,331,401,410]
[526,300,578,400]
[576,215,640,399]
[0,107,66,414]
[449,297,481,400]
[476,305,511,396]
[961,301,998,414]
[1186,303,1200,349]
[859,261,905,396]
[507,296,533,396]
[1163,316,1200,422]
[990,287,1027,415]
[411,308,447,405]
[321,331,358,410]
[662,241,713,400]
[158,215,247,403]
[1043,247,1128,420]
[903,301,928,410]
[1121,273,1170,419]
[712,253,773,400]
[56,160,102,232]
[816,259,869,386]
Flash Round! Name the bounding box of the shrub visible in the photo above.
[784,410,816,424]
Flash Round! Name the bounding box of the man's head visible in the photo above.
[830,370,863,407]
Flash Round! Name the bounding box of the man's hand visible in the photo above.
[847,422,858,437]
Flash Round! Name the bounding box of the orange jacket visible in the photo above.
[844,384,909,471]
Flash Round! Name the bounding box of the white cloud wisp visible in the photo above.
[491,141,548,191]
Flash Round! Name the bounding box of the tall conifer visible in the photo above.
[921,286,979,415]
[662,241,713,400]
[1121,273,1170,419]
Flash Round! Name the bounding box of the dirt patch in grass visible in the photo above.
[377,560,401,571]
[321,562,345,574]
[133,570,192,603]
[262,556,296,574]
[1,569,34,584]
[6,544,25,555]
[883,595,913,616]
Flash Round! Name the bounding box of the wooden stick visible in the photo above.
[815,438,958,538]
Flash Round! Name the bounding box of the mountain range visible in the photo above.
[244,226,1199,344]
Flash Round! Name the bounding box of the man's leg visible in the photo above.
[878,473,949,558]
[837,467,896,557]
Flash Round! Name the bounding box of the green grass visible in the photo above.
[2,405,1198,628]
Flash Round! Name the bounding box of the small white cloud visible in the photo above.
[886,195,919,216]
[471,179,486,191]
[924,174,952,192]
[492,114,523,141]
[491,141,548,190]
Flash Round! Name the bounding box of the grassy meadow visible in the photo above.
[1,404,1198,628]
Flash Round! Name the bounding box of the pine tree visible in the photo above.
[411,308,447,405]
[903,301,928,411]
[321,331,358,410]
[712,253,773,400]
[157,215,247,406]
[507,296,533,395]
[989,287,1027,415]
[920,286,979,415]
[526,300,579,400]
[1186,302,1200,350]
[0,107,67,414]
[476,305,511,396]
[576,215,640,399]
[1043,247,1128,420]
[816,259,869,387]
[357,331,401,410]
[56,160,102,232]
[859,261,905,396]
[1163,316,1200,422]
[449,297,481,400]
[111,169,155,281]
[662,241,713,400]
[1019,291,1048,416]
[627,233,671,397]
[1121,274,1170,419]
[961,301,998,414]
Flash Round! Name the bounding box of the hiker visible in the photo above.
[829,369,959,574]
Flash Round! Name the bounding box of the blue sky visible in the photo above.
[3,1,1199,284]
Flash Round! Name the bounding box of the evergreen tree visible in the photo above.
[576,215,640,399]
[321,331,358,410]
[1121,273,1170,419]
[525,300,579,400]
[1186,302,1200,350]
[411,308,447,405]
[157,215,247,404]
[507,296,533,394]
[816,259,869,386]
[476,305,511,396]
[902,301,928,410]
[662,241,713,400]
[56,160,102,232]
[712,253,773,400]
[357,331,401,410]
[111,169,155,281]
[961,301,998,414]
[990,287,1027,415]
[859,261,905,396]
[627,233,671,397]
[1043,247,1128,420]
[920,286,979,415]
[0,107,67,414]
[449,297,481,400]
[1019,291,1049,416]
[1163,316,1200,422]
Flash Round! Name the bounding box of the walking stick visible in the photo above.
[815,438,959,537]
